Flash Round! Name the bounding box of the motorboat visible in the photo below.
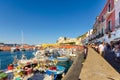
[45,65,65,80]
[19,48,26,52]
[69,53,76,57]
[46,65,65,75]
[33,50,45,59]
[57,56,69,61]
[11,47,18,52]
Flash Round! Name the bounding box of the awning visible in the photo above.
[113,37,120,41]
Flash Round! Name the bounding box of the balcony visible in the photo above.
[92,28,97,34]
[104,8,114,19]
[98,33,104,38]
[105,28,112,34]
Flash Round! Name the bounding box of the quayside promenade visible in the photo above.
[62,47,120,80]
[79,48,120,80]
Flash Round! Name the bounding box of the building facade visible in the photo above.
[91,0,116,43]
[57,37,82,45]
[115,0,120,27]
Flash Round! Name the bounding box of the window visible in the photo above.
[102,16,104,22]
[108,21,111,31]
[101,28,104,34]
[119,12,120,25]
[108,3,111,12]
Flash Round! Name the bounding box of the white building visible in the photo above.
[113,0,120,41]
[85,29,93,43]
[115,0,120,26]
[57,37,82,45]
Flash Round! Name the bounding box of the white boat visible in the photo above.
[11,46,19,52]
[19,47,25,52]
[69,53,76,57]
[33,50,45,59]
[11,47,17,52]
[57,56,69,61]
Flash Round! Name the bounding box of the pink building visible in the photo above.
[92,0,116,43]
[98,0,115,34]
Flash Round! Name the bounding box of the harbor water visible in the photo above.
[0,50,34,70]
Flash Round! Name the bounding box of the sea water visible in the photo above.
[0,50,34,70]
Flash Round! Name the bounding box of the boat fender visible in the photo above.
[62,73,65,78]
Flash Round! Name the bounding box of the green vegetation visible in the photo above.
[77,33,87,39]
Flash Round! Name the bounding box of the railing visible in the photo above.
[105,28,112,34]
[104,8,114,19]
[0,59,1,70]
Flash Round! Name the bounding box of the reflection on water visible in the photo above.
[56,60,73,80]
[57,60,73,73]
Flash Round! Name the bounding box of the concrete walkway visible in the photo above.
[79,48,120,80]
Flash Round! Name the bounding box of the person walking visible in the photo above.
[98,42,105,57]
[84,45,88,59]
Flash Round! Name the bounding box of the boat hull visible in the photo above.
[46,66,65,75]
[57,57,69,61]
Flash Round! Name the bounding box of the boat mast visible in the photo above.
[21,30,24,48]
[0,59,1,69]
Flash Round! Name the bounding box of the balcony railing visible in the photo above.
[99,33,104,38]
[105,28,112,34]
[104,8,114,19]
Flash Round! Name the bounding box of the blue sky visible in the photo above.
[0,0,106,44]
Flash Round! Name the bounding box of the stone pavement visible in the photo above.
[79,48,120,80]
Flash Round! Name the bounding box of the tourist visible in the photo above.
[62,73,65,78]
[95,44,99,53]
[51,73,54,80]
[104,43,110,54]
[113,41,120,62]
[84,45,88,59]
[110,41,114,51]
[98,42,105,57]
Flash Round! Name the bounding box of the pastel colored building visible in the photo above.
[115,0,120,27]
[92,0,116,43]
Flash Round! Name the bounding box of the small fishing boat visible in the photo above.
[46,65,65,75]
[45,66,65,80]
